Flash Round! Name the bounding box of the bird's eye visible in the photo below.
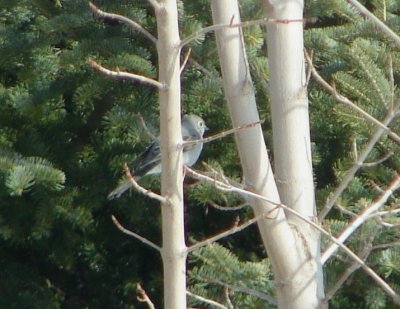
[198,121,204,127]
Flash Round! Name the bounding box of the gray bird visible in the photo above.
[107,114,208,199]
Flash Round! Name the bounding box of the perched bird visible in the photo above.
[107,114,208,199]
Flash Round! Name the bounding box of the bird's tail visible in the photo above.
[107,178,135,200]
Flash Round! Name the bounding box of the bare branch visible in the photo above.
[208,200,249,211]
[88,2,157,44]
[180,17,310,48]
[180,48,192,75]
[111,215,161,252]
[185,167,400,304]
[325,229,378,301]
[186,291,228,309]
[137,113,157,141]
[181,120,264,149]
[136,283,156,309]
[188,216,260,253]
[208,278,278,306]
[89,59,165,90]
[123,163,167,204]
[304,50,400,145]
[346,0,400,49]
[322,173,400,264]
[363,151,393,167]
[318,110,398,221]
[370,208,400,218]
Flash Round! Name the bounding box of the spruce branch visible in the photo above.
[185,167,400,304]
[111,215,161,252]
[186,291,228,309]
[123,163,167,204]
[136,283,156,309]
[89,59,165,90]
[304,50,400,145]
[346,0,400,49]
[88,2,157,44]
[321,173,400,264]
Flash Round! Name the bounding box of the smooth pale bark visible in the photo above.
[263,0,325,307]
[155,1,187,308]
[211,0,325,307]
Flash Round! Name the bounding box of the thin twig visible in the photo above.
[304,50,400,145]
[136,283,156,309]
[111,215,161,252]
[325,229,378,301]
[363,151,393,167]
[207,278,278,306]
[137,113,157,141]
[318,111,398,221]
[88,2,157,44]
[182,119,264,148]
[346,0,400,49]
[185,167,400,304]
[180,17,309,48]
[188,216,260,253]
[186,291,228,309]
[370,208,400,218]
[180,48,192,75]
[89,59,165,90]
[124,163,167,204]
[208,200,249,211]
[321,173,400,264]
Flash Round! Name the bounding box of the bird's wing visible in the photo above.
[130,139,162,176]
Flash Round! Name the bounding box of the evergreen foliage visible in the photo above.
[1,0,400,307]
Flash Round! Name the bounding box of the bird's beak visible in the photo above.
[205,125,210,132]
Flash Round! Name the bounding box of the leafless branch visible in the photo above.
[136,283,156,309]
[207,278,278,306]
[182,120,264,148]
[181,17,310,48]
[208,200,249,211]
[322,173,400,264]
[318,111,398,221]
[186,290,228,309]
[124,163,167,204]
[304,50,400,145]
[370,208,400,218]
[137,113,157,141]
[185,167,400,304]
[325,229,378,301]
[188,216,260,253]
[89,59,165,90]
[111,215,161,252]
[180,48,192,75]
[224,287,234,309]
[88,2,157,44]
[372,241,400,250]
[363,151,393,167]
[346,0,400,49]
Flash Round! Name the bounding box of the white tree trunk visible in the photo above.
[156,1,187,308]
[211,0,325,307]
[263,0,325,307]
